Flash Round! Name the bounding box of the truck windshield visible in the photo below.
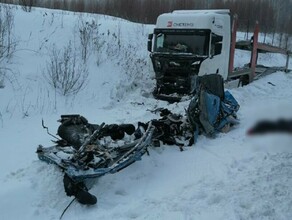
[154,29,210,56]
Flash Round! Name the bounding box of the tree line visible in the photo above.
[0,0,291,35]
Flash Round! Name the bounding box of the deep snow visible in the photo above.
[0,4,292,220]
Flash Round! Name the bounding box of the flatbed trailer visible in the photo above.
[228,17,291,84]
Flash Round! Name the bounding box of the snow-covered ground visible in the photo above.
[0,4,292,220]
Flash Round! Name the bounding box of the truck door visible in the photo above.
[198,17,230,80]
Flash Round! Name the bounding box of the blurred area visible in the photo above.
[248,119,292,135]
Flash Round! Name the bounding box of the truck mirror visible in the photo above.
[148,34,153,52]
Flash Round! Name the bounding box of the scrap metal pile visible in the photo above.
[37,74,240,204]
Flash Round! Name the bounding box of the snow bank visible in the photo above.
[0,4,292,220]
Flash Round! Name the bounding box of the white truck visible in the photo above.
[148,9,291,101]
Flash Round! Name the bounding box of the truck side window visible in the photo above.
[211,34,223,56]
[156,33,164,50]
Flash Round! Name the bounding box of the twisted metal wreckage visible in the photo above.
[37,74,240,205]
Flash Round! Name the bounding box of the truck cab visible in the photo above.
[148,10,231,101]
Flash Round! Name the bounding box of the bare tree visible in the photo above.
[0,5,15,60]
[20,0,34,12]
[0,5,17,88]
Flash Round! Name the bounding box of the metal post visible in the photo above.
[250,21,259,81]
[285,53,290,72]
[229,14,238,74]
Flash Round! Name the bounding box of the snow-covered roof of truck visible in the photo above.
[155,9,230,30]
[172,9,230,15]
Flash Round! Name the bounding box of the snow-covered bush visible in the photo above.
[114,45,153,100]
[91,27,105,66]
[78,17,93,63]
[101,22,155,100]
[43,42,88,96]
[77,16,105,65]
